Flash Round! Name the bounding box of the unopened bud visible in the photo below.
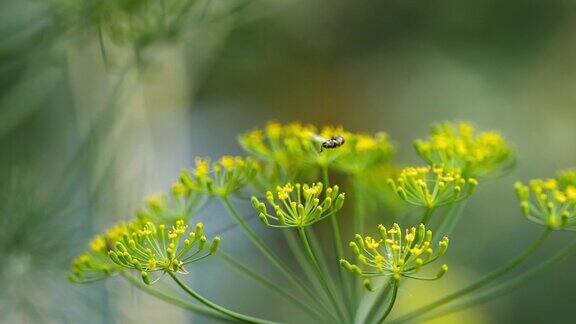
[363,279,374,292]
[437,264,449,278]
[142,271,151,285]
[209,237,221,254]
[439,237,449,255]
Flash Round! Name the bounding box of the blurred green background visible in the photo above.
[1,0,575,323]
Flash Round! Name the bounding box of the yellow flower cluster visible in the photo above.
[558,169,576,190]
[70,222,131,283]
[70,187,222,284]
[252,182,346,228]
[136,182,206,224]
[72,156,254,284]
[239,122,394,175]
[179,156,259,197]
[108,220,220,284]
[414,122,515,178]
[388,166,478,208]
[239,122,318,167]
[340,223,449,283]
[333,132,394,175]
[69,253,113,283]
[515,172,576,230]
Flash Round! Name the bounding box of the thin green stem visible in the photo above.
[353,177,367,236]
[220,197,326,312]
[352,177,367,309]
[97,26,108,68]
[434,200,468,241]
[363,279,392,324]
[420,207,435,226]
[306,227,346,311]
[420,236,576,322]
[298,226,347,323]
[307,228,334,282]
[283,229,325,292]
[390,229,552,323]
[321,166,352,319]
[218,252,325,321]
[169,272,279,324]
[378,280,399,323]
[120,272,230,322]
[282,230,339,322]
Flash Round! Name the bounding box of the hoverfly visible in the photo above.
[311,133,345,152]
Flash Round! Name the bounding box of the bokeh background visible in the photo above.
[1,0,576,323]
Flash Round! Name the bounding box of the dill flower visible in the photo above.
[70,253,114,283]
[387,166,478,208]
[69,222,130,283]
[239,121,329,169]
[332,132,395,175]
[239,121,395,175]
[340,223,449,284]
[179,156,259,197]
[108,220,220,284]
[514,173,576,230]
[251,182,346,228]
[136,181,206,223]
[414,122,515,178]
[238,121,315,163]
[557,168,576,190]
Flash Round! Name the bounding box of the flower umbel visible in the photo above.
[388,166,478,208]
[180,156,259,197]
[108,220,220,284]
[70,253,114,283]
[251,182,346,228]
[239,122,395,175]
[414,122,515,178]
[136,181,206,223]
[69,222,130,283]
[332,132,395,175]
[515,173,576,230]
[239,122,318,168]
[340,223,449,284]
[558,169,576,190]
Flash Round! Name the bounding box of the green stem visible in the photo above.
[97,26,108,68]
[390,229,552,323]
[218,252,325,321]
[120,272,230,322]
[307,228,334,282]
[420,207,435,226]
[169,272,279,324]
[353,177,367,235]
[378,280,399,323]
[283,230,325,292]
[220,197,325,311]
[298,226,347,323]
[363,279,392,324]
[352,177,367,309]
[306,227,346,310]
[434,200,468,241]
[421,236,576,322]
[282,230,339,321]
[321,166,353,319]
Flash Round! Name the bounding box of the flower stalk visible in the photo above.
[221,197,330,314]
[169,272,279,324]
